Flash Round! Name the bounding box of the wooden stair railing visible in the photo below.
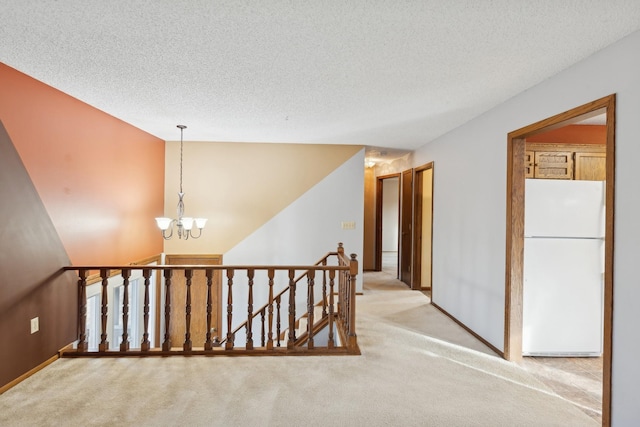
[62,243,359,357]
[222,251,338,348]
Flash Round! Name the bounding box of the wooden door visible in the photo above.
[400,169,413,286]
[165,255,222,349]
[412,163,434,290]
[575,152,606,180]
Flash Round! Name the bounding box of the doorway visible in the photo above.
[504,94,615,425]
[412,162,434,291]
[375,174,400,276]
[164,254,223,349]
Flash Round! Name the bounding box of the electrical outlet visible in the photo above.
[30,317,39,334]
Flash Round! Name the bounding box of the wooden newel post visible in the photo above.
[77,269,88,352]
[348,253,358,350]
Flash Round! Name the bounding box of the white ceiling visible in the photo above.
[1,1,640,150]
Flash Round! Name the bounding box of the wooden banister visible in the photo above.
[63,243,359,357]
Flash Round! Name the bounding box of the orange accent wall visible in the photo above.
[527,124,606,145]
[0,63,164,265]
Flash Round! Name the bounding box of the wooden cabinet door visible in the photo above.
[524,150,534,178]
[575,152,606,181]
[165,255,222,349]
[534,151,573,179]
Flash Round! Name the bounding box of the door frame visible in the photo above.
[399,169,414,286]
[504,94,615,425]
[375,173,401,272]
[412,162,434,291]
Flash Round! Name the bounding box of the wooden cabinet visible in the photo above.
[534,151,574,179]
[525,150,534,178]
[575,152,606,180]
[525,144,605,181]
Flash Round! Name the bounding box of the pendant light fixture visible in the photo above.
[155,125,207,239]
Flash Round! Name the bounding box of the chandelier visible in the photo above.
[155,125,207,240]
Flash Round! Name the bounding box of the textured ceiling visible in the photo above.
[1,1,640,151]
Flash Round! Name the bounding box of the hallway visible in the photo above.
[383,249,601,423]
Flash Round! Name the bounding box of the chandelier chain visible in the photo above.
[179,126,184,194]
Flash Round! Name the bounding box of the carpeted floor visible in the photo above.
[0,271,596,426]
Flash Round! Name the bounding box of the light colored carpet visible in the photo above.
[0,271,596,426]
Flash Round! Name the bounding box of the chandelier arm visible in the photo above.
[188,227,203,239]
[161,225,174,240]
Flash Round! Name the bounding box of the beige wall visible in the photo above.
[162,142,362,255]
[420,168,433,288]
[382,178,399,252]
[362,166,376,270]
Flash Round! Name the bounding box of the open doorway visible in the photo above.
[375,174,400,277]
[504,95,615,425]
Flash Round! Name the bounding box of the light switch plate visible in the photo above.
[341,221,356,230]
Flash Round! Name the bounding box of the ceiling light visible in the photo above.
[155,125,207,240]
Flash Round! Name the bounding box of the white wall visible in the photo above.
[413,30,640,425]
[224,149,364,277]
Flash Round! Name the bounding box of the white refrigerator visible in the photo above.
[522,179,605,357]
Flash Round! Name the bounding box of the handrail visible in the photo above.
[62,243,359,357]
[222,251,338,344]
